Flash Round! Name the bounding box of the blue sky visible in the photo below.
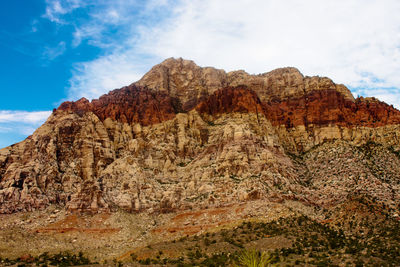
[1,0,400,148]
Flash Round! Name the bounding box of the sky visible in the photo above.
[0,0,400,148]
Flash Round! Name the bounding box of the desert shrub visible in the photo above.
[236,249,273,267]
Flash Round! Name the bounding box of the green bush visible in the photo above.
[236,249,274,267]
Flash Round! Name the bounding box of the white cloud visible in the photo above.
[141,0,400,85]
[42,0,175,100]
[44,0,153,47]
[43,0,83,23]
[68,53,150,99]
[0,110,51,124]
[42,41,66,60]
[43,0,400,108]
[0,110,52,147]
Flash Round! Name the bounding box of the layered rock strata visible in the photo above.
[0,58,399,214]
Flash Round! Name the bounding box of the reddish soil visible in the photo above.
[154,204,246,236]
[35,214,120,234]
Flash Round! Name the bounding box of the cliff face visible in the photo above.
[0,58,400,214]
[58,86,178,125]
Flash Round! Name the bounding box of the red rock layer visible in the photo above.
[264,89,400,128]
[196,87,400,128]
[58,84,400,129]
[195,86,264,116]
[58,85,178,126]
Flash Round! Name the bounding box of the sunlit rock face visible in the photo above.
[1,57,400,214]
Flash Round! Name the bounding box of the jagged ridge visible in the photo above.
[0,58,400,215]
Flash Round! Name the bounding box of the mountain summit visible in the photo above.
[1,58,400,215]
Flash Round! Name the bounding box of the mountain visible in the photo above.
[1,57,400,216]
[1,58,400,265]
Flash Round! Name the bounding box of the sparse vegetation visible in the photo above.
[4,202,399,267]
[0,251,92,266]
[125,203,400,266]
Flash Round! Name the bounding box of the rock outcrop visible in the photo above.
[0,58,400,215]
[58,86,178,125]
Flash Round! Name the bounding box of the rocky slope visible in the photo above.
[0,57,400,217]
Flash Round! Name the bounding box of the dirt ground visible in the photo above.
[0,200,311,263]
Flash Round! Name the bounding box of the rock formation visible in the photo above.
[0,57,400,215]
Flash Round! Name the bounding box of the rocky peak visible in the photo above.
[136,58,227,111]
[137,58,355,108]
[1,58,400,215]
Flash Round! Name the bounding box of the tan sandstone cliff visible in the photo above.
[0,58,399,215]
